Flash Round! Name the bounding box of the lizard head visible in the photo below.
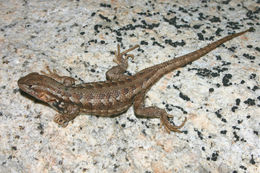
[18,72,80,118]
[18,72,63,104]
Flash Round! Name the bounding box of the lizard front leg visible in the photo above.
[41,66,75,87]
[133,92,187,133]
[52,102,80,127]
[53,113,79,127]
[106,44,139,81]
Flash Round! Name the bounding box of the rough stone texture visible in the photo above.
[0,0,259,172]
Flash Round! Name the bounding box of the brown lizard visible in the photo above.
[18,29,251,132]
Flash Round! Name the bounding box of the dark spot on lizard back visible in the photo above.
[126,78,132,82]
[96,102,106,110]
[123,88,129,95]
[113,90,120,100]
[84,84,94,89]
[87,102,93,110]
[130,85,137,91]
[101,82,111,88]
[111,81,118,86]
[94,83,103,88]
[114,90,120,97]
[118,81,125,85]
[98,93,106,99]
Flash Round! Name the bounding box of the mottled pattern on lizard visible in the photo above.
[18,28,251,133]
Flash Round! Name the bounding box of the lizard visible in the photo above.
[18,28,251,133]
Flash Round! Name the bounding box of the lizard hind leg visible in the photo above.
[106,44,139,81]
[113,44,139,66]
[133,92,187,133]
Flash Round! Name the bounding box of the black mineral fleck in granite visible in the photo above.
[222,74,232,86]
[244,98,256,106]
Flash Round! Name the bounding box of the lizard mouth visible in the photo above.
[18,73,40,89]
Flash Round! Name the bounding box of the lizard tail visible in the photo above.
[151,28,251,81]
[160,28,251,72]
[134,28,252,92]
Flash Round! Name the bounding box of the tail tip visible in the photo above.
[248,27,254,32]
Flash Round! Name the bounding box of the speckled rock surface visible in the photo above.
[0,0,259,172]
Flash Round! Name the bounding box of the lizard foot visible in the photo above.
[113,44,139,66]
[160,113,187,133]
[53,114,70,127]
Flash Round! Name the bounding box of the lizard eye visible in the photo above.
[28,85,33,89]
